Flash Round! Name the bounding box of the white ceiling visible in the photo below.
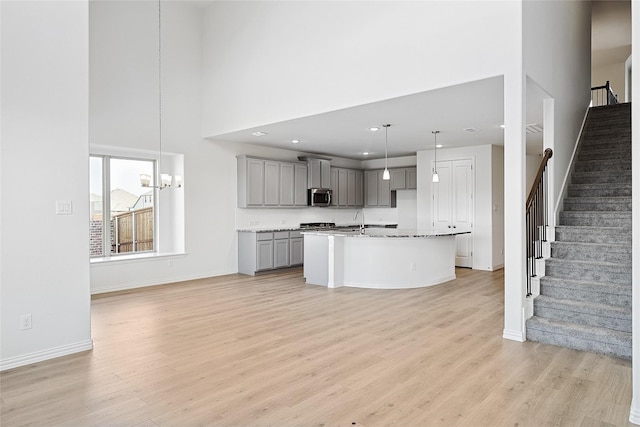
[207,1,629,161]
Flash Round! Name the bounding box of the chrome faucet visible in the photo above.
[354,210,365,234]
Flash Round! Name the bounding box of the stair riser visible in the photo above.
[525,327,631,359]
[579,151,631,161]
[554,228,631,244]
[574,161,631,172]
[545,264,631,285]
[539,283,630,307]
[582,129,631,138]
[580,141,631,151]
[568,187,631,197]
[559,213,631,227]
[550,246,632,264]
[571,174,632,185]
[563,201,632,211]
[533,305,631,333]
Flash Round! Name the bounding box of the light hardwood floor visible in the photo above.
[1,268,633,426]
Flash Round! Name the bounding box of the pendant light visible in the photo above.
[140,0,182,189]
[432,130,440,183]
[382,124,391,180]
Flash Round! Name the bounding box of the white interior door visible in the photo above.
[452,159,473,268]
[432,159,474,268]
[432,161,452,233]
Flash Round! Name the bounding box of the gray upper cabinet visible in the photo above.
[365,170,379,207]
[294,164,308,206]
[365,169,393,207]
[330,167,364,208]
[378,170,391,206]
[264,161,280,206]
[390,167,417,190]
[237,156,307,208]
[406,168,417,189]
[355,171,364,206]
[308,158,331,189]
[390,169,406,190]
[280,163,295,206]
[347,170,356,206]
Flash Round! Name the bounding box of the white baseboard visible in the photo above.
[629,405,640,425]
[0,339,93,372]
[503,329,526,342]
[91,271,235,295]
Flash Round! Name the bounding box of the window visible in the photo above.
[90,155,156,257]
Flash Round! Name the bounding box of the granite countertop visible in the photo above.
[236,224,398,233]
[300,228,471,238]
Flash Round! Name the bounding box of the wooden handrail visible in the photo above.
[526,148,553,209]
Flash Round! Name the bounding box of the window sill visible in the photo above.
[90,252,186,265]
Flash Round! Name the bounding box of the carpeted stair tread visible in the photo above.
[539,276,630,307]
[559,211,632,227]
[574,159,632,172]
[526,316,631,359]
[550,241,631,263]
[568,185,631,197]
[545,255,631,285]
[533,295,631,333]
[554,225,631,244]
[534,295,630,318]
[563,196,631,211]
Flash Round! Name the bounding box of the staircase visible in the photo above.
[526,102,632,359]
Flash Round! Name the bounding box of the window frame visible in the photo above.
[90,154,158,259]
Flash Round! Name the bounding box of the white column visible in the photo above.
[629,0,640,423]
[503,20,527,342]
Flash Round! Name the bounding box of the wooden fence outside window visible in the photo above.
[111,207,154,254]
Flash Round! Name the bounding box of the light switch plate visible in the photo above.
[56,200,73,215]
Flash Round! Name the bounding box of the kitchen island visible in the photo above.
[302,229,470,289]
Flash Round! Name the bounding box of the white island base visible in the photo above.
[303,231,460,289]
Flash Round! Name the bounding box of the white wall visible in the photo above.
[416,144,504,271]
[593,61,627,101]
[202,1,519,137]
[523,0,592,213]
[1,1,92,369]
[89,1,241,293]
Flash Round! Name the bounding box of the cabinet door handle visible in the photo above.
[448,225,452,228]
[453,225,457,229]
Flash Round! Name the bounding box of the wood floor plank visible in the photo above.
[0,267,634,426]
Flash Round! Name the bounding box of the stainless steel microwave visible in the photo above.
[308,188,332,207]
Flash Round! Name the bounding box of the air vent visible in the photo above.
[526,124,543,134]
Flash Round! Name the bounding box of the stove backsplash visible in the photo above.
[235,206,399,230]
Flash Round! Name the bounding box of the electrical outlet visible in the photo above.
[410,262,416,271]
[20,314,32,330]
[167,259,174,267]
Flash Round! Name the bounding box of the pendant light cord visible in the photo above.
[383,124,391,171]
[158,0,163,183]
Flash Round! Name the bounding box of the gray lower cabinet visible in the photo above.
[290,236,304,265]
[256,239,274,270]
[238,230,303,275]
[273,232,290,268]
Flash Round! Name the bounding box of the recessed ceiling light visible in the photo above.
[291,139,300,144]
[369,127,380,132]
[436,144,443,148]
[363,152,370,156]
[500,124,506,129]
[464,127,478,133]
[251,131,267,137]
